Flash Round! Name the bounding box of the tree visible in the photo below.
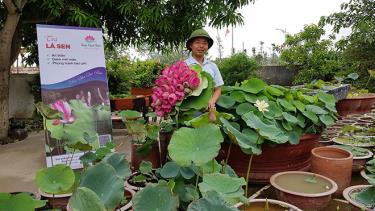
[319,0,375,91]
[0,0,254,142]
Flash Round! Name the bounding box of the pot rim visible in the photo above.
[270,171,338,197]
[328,145,373,159]
[38,188,72,198]
[234,198,303,211]
[360,169,370,180]
[342,185,373,211]
[118,187,136,211]
[345,93,375,99]
[332,137,375,148]
[311,146,353,160]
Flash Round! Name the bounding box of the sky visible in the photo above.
[205,0,350,59]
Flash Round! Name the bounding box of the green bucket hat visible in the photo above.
[186,28,214,51]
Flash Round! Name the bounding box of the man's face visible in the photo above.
[190,37,209,57]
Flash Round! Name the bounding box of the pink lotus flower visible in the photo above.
[188,77,200,89]
[50,100,76,125]
[151,60,201,117]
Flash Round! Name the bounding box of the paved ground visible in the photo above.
[0,129,131,194]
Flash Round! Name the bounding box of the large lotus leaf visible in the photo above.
[230,91,246,103]
[180,71,214,110]
[0,193,46,211]
[199,173,247,205]
[277,99,296,112]
[191,73,208,96]
[263,101,283,118]
[243,93,258,103]
[36,164,75,194]
[282,121,293,131]
[168,124,223,166]
[242,112,289,144]
[293,100,305,112]
[119,110,142,120]
[319,114,335,126]
[239,78,266,94]
[69,187,105,211]
[235,103,256,115]
[265,86,284,97]
[187,191,239,211]
[201,160,222,174]
[180,166,197,179]
[217,95,236,109]
[174,181,199,202]
[317,92,336,105]
[302,110,319,123]
[282,112,299,124]
[325,103,337,113]
[102,152,131,179]
[296,113,306,128]
[184,111,234,128]
[288,131,301,145]
[355,187,375,208]
[159,161,180,178]
[305,105,328,115]
[35,102,62,120]
[132,182,179,211]
[302,94,314,103]
[220,117,261,155]
[79,162,124,210]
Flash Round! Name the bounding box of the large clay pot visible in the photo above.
[217,134,320,184]
[130,87,153,96]
[270,171,338,211]
[336,93,375,117]
[311,146,353,196]
[131,142,161,171]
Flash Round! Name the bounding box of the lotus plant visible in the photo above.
[51,100,76,125]
[151,60,201,117]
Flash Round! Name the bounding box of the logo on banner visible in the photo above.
[81,35,101,48]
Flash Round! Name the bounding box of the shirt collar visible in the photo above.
[187,55,210,65]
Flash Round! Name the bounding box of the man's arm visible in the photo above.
[208,86,221,109]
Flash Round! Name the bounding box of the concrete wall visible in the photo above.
[9,74,38,119]
[257,65,299,86]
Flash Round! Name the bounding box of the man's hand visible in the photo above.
[207,98,216,110]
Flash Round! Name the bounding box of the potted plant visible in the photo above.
[120,110,161,170]
[333,125,375,148]
[129,60,165,96]
[124,161,159,192]
[270,171,338,210]
[0,192,47,211]
[235,198,302,210]
[343,158,375,211]
[360,156,375,182]
[336,87,375,117]
[131,123,248,210]
[213,78,337,183]
[36,152,133,211]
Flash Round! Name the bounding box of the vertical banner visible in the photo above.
[36,24,112,169]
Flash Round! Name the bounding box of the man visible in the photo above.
[185,28,224,110]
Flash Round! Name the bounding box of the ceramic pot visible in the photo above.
[131,142,161,171]
[343,185,374,211]
[124,172,158,192]
[336,93,375,117]
[118,187,136,211]
[216,134,320,183]
[39,189,72,211]
[235,198,302,211]
[130,87,153,96]
[270,171,338,211]
[329,145,373,172]
[110,98,134,111]
[311,146,353,196]
[360,169,370,180]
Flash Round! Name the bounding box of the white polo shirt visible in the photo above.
[185,56,224,87]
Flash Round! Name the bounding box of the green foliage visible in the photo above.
[36,164,75,194]
[279,24,343,85]
[106,57,133,96]
[217,79,337,154]
[107,58,165,96]
[320,0,375,91]
[217,52,259,85]
[0,193,47,211]
[187,191,239,211]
